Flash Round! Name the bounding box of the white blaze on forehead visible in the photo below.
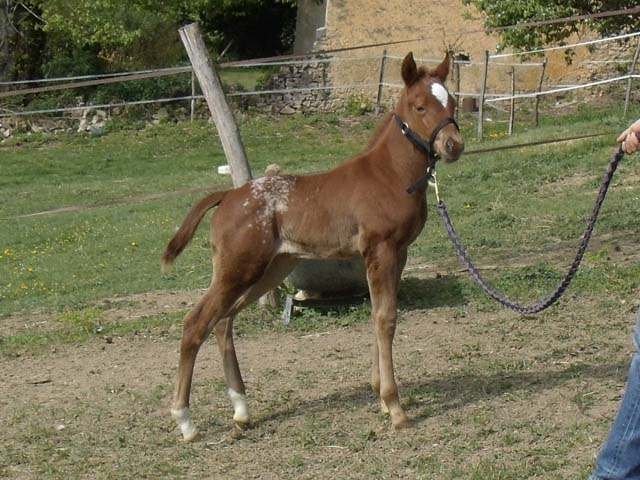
[431,82,449,108]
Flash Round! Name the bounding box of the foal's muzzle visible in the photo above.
[433,120,464,162]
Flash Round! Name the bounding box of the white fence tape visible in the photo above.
[3,70,637,118]
[0,56,382,88]
[486,73,640,103]
[385,55,544,68]
[0,83,381,118]
[232,56,381,68]
[0,96,197,118]
[0,66,191,86]
[1,30,638,118]
[490,31,640,59]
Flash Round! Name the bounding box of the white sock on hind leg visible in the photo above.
[171,407,198,441]
[228,389,249,425]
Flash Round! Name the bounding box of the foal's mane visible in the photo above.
[366,112,394,150]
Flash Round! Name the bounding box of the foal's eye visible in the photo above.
[416,106,426,113]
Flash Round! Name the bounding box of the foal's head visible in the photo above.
[399,52,464,162]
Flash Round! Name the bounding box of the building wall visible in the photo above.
[292,0,636,110]
[293,0,328,54]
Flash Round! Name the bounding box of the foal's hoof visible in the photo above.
[183,430,201,443]
[392,415,412,430]
[234,418,251,431]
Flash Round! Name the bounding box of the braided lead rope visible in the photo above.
[437,147,625,314]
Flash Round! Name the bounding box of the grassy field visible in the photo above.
[2,103,640,479]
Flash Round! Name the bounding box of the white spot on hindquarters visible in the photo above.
[171,407,198,441]
[249,175,296,228]
[431,82,449,108]
[228,389,249,426]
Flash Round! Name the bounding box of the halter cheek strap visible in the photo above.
[393,113,459,194]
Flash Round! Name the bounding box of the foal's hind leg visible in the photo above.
[171,253,298,440]
[171,280,248,441]
[213,254,299,429]
[213,317,249,429]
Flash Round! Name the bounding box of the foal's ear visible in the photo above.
[401,52,419,87]
[432,51,451,82]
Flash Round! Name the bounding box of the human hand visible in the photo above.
[617,119,640,154]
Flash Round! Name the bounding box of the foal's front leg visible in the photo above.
[371,246,408,416]
[366,242,410,428]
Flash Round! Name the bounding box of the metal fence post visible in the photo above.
[190,70,196,122]
[508,66,515,135]
[477,51,489,141]
[534,58,547,128]
[624,38,640,117]
[375,49,388,114]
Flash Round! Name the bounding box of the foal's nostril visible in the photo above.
[446,140,454,153]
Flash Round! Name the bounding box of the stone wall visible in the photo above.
[0,104,204,141]
[252,60,334,114]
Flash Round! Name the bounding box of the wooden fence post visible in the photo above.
[624,38,640,118]
[179,22,252,187]
[179,23,281,307]
[508,66,515,135]
[534,58,547,128]
[375,49,388,114]
[477,50,489,141]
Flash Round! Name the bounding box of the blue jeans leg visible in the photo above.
[591,309,640,480]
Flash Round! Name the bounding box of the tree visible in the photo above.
[3,0,297,80]
[36,0,297,67]
[0,1,46,81]
[465,0,640,57]
[197,0,297,59]
[0,2,13,79]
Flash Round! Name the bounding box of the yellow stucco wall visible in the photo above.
[303,0,635,109]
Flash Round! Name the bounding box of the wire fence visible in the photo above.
[1,28,639,140]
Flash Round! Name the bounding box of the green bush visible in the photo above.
[344,94,374,116]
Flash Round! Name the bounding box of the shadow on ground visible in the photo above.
[399,274,467,310]
[255,361,626,426]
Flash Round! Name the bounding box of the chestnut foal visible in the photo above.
[163,52,464,441]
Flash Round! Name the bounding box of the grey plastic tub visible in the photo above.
[287,258,368,296]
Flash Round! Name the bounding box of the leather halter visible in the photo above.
[393,113,459,194]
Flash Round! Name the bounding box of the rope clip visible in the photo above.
[428,170,440,203]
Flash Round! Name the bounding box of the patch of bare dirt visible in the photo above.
[97,289,206,322]
[0,289,206,339]
[2,298,636,479]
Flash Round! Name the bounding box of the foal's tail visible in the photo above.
[161,190,229,269]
